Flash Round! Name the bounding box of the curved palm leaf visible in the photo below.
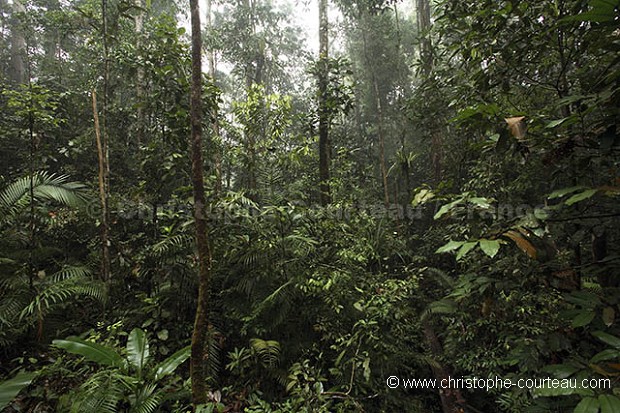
[52,337,125,368]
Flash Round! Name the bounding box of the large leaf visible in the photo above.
[566,189,598,206]
[436,240,465,254]
[0,172,86,217]
[562,0,620,23]
[593,331,620,349]
[503,230,537,259]
[479,239,501,258]
[548,186,586,200]
[153,345,190,381]
[456,242,478,260]
[53,337,124,368]
[543,363,581,379]
[574,397,600,413]
[433,199,462,219]
[573,310,596,328]
[599,394,620,413]
[127,328,150,376]
[591,349,620,363]
[0,371,36,410]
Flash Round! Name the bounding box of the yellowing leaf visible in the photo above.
[503,230,537,259]
[603,307,615,327]
[505,116,527,140]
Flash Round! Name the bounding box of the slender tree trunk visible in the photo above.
[135,0,145,146]
[318,0,331,206]
[241,0,259,200]
[416,0,441,183]
[189,0,213,406]
[92,90,110,283]
[374,79,390,208]
[99,0,111,281]
[207,0,222,195]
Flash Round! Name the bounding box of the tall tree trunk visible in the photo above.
[318,0,331,206]
[374,78,390,208]
[135,0,145,146]
[241,0,259,200]
[361,11,389,207]
[8,0,26,84]
[100,0,111,281]
[207,0,222,195]
[189,0,213,406]
[416,0,432,73]
[92,90,109,283]
[416,0,441,183]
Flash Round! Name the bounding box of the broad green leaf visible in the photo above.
[591,349,620,363]
[573,310,596,328]
[479,239,501,258]
[412,188,434,206]
[456,242,478,260]
[543,363,581,379]
[599,394,620,413]
[154,345,190,381]
[565,291,602,308]
[547,118,569,128]
[574,397,600,413]
[127,328,149,375]
[593,331,620,349]
[0,371,36,410]
[53,337,124,368]
[548,186,586,200]
[436,240,465,254]
[468,197,492,209]
[566,189,598,206]
[434,199,462,219]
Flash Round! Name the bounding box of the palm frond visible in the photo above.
[131,383,163,413]
[19,278,106,322]
[250,338,281,368]
[0,172,87,219]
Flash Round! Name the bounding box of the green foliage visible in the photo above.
[0,371,36,410]
[53,328,190,413]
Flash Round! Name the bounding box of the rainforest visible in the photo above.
[0,0,619,412]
